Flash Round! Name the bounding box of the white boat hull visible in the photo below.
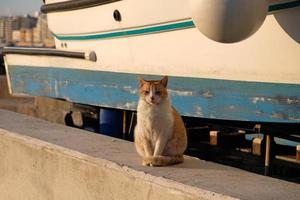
[43,0,300,84]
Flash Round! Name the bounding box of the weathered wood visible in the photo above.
[297,145,300,162]
[122,110,126,134]
[209,131,219,146]
[71,111,83,127]
[276,155,300,164]
[252,137,263,156]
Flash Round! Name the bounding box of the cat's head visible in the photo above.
[139,76,169,105]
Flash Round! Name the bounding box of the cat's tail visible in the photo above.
[144,155,184,166]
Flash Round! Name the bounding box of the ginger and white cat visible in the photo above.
[134,76,187,166]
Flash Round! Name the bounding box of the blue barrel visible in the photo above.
[99,108,123,138]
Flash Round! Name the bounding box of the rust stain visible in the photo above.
[271,113,289,120]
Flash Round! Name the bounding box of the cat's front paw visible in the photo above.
[142,159,150,166]
[142,157,154,166]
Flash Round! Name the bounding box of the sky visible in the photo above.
[0,0,43,16]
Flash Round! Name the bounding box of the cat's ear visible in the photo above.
[161,76,168,87]
[139,78,146,87]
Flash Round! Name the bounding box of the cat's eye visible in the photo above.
[144,91,149,94]
[155,91,161,95]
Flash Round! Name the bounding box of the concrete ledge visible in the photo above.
[0,129,231,200]
[0,109,300,200]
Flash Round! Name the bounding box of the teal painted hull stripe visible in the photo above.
[53,1,300,41]
[53,20,195,41]
[8,65,300,123]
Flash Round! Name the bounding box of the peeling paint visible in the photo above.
[100,102,137,111]
[252,96,300,105]
[85,83,96,87]
[54,80,59,97]
[202,91,214,98]
[122,86,138,94]
[288,115,300,122]
[8,65,300,123]
[118,101,137,110]
[168,89,193,96]
[274,96,300,105]
[194,105,204,117]
[228,105,235,110]
[286,98,300,105]
[252,97,265,104]
[254,110,264,116]
[101,84,118,89]
[271,113,289,120]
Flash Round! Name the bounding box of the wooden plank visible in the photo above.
[276,155,300,164]
[296,145,300,161]
[252,137,263,156]
[209,131,218,146]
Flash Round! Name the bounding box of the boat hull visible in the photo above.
[4,53,300,123]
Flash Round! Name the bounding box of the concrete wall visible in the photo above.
[0,130,228,200]
[1,109,300,200]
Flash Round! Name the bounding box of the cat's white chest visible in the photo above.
[137,100,174,141]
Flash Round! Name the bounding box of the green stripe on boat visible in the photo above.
[53,20,195,41]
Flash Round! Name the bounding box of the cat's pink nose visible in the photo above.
[151,97,155,101]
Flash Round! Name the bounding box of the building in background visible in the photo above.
[16,28,34,46]
[0,13,54,47]
[33,14,54,47]
[0,18,5,43]
[4,18,14,43]
[20,15,37,29]
[12,30,20,42]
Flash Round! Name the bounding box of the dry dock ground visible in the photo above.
[0,109,300,200]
